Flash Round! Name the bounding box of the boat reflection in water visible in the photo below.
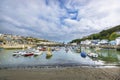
[0,46,120,69]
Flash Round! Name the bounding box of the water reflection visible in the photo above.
[83,47,120,64]
[46,55,52,59]
[98,49,119,63]
[0,47,120,68]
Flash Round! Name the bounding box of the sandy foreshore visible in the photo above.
[0,67,120,80]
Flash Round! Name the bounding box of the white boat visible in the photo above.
[12,51,21,56]
[87,53,98,58]
[34,50,43,56]
[22,51,34,57]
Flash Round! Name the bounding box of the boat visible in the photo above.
[12,51,21,56]
[23,52,34,57]
[80,52,87,58]
[39,47,46,51]
[87,53,98,58]
[46,47,52,58]
[34,50,43,56]
[55,47,60,51]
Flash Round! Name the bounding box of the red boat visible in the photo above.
[23,52,34,57]
[39,47,46,51]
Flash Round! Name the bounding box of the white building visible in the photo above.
[98,39,109,45]
[70,43,77,46]
[116,37,120,45]
[0,33,2,36]
[81,40,91,45]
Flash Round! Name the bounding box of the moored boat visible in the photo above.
[46,47,52,57]
[12,51,21,56]
[23,52,34,57]
[80,52,87,58]
[87,53,98,58]
[34,50,43,56]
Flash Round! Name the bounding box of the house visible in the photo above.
[98,39,109,45]
[81,40,91,45]
[91,39,100,45]
[116,31,120,35]
[0,34,2,36]
[70,43,77,46]
[116,37,120,46]
[109,40,116,45]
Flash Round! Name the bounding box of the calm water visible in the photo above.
[0,47,120,68]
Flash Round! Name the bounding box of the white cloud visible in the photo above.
[0,0,120,42]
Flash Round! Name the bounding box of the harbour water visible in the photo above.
[0,47,120,69]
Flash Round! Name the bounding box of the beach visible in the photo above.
[0,67,120,80]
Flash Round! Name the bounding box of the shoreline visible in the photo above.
[0,64,120,70]
[0,67,120,80]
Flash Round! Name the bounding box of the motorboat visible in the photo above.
[87,53,98,58]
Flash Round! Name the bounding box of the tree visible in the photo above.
[109,32,120,40]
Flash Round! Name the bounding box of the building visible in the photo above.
[109,40,116,45]
[91,39,100,45]
[98,39,109,45]
[81,40,91,45]
[70,43,77,46]
[116,37,120,45]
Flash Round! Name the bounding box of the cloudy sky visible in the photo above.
[0,0,120,42]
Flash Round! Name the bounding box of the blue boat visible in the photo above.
[80,52,87,58]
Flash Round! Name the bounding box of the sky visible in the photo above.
[0,0,120,42]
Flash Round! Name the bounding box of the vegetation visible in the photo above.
[109,32,120,40]
[71,25,120,43]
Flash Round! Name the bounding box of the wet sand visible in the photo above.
[0,67,120,80]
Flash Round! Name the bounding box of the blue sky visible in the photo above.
[0,0,120,42]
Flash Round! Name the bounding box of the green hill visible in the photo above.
[71,25,120,43]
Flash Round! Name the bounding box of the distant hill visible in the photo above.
[0,34,60,45]
[71,25,120,43]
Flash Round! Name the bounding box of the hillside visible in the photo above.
[0,34,61,48]
[71,25,120,43]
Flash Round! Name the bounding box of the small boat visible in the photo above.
[23,52,34,57]
[55,47,60,51]
[87,53,98,58]
[46,47,52,58]
[12,51,21,56]
[80,52,87,58]
[39,47,46,51]
[34,50,43,56]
